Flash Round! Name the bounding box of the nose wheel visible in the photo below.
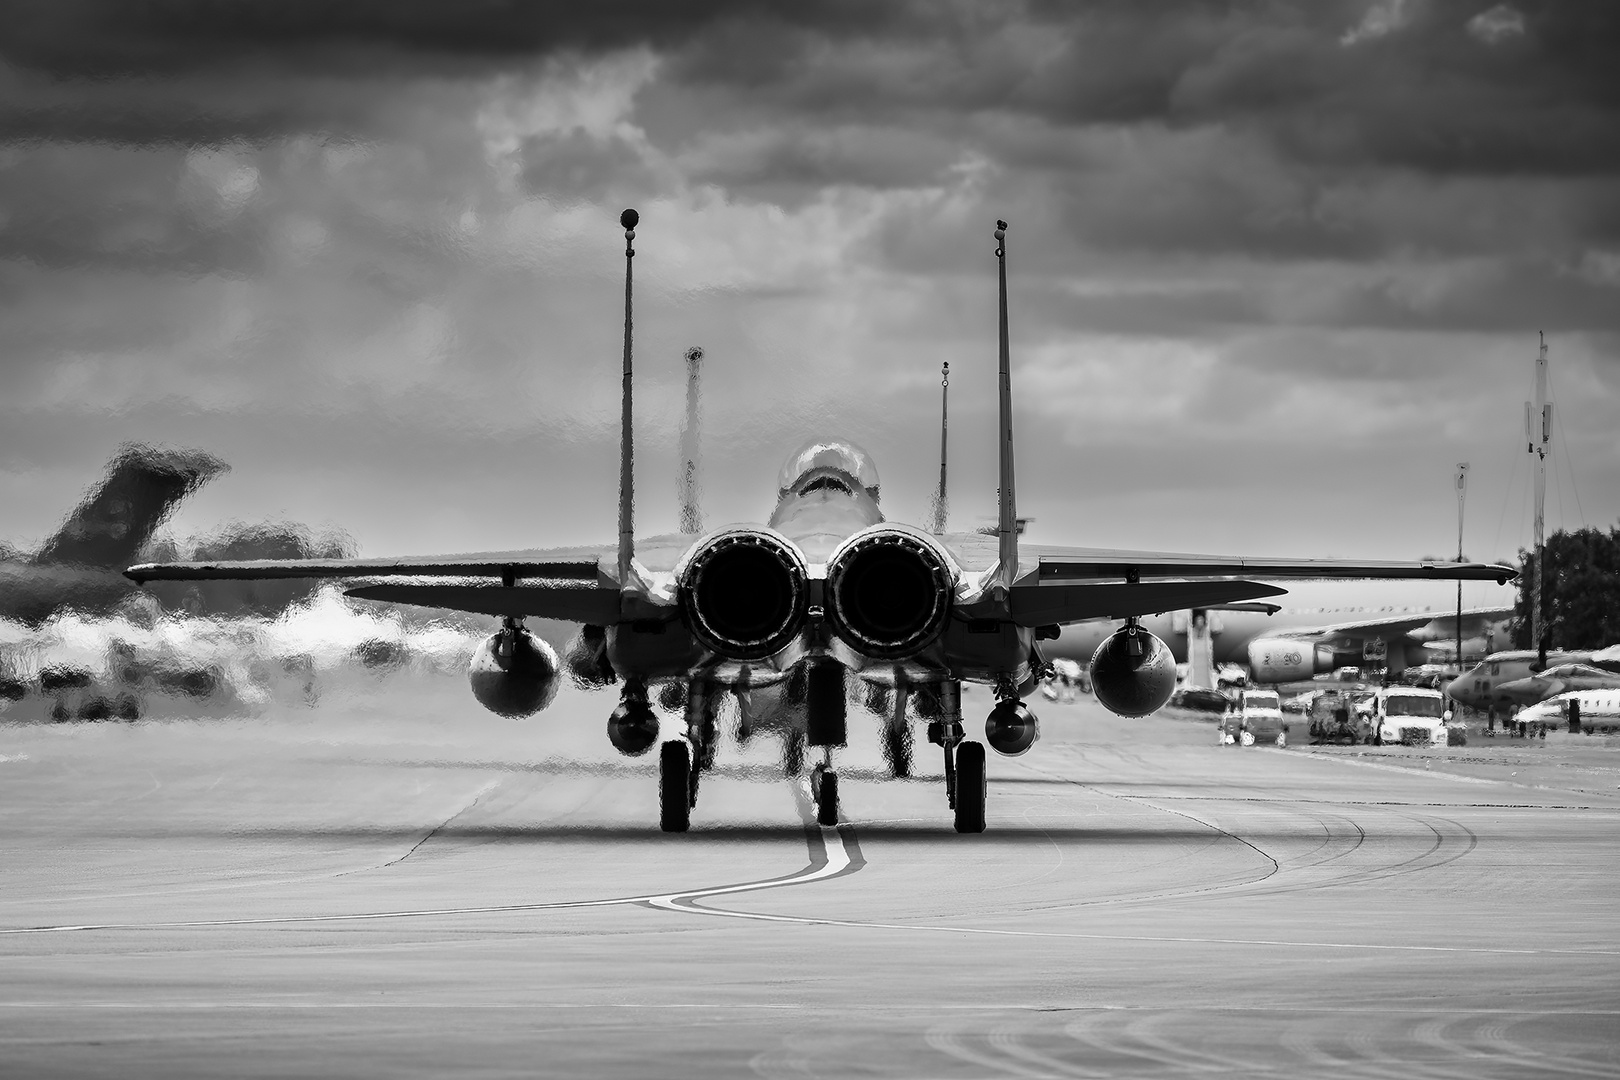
[810,759,840,827]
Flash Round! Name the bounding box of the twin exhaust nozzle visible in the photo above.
[677,524,959,663]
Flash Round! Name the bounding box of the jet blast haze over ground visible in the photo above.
[128,213,1516,835]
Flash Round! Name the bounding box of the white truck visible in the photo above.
[1368,686,1450,747]
[1220,689,1289,747]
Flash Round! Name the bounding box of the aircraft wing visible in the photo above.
[1019,546,1519,584]
[937,534,1515,627]
[125,534,701,585]
[124,534,704,622]
[125,549,610,583]
[938,534,1520,585]
[1008,579,1287,626]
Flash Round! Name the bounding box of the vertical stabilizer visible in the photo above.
[617,209,639,589]
[679,346,703,535]
[35,445,227,569]
[994,220,1017,591]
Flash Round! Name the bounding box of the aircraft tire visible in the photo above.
[953,741,987,834]
[883,722,912,778]
[659,741,691,833]
[816,771,839,827]
[783,730,805,777]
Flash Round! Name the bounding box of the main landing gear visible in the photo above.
[926,680,986,833]
[804,660,847,827]
[657,679,721,833]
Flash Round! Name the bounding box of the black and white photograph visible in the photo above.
[2,2,1618,1076]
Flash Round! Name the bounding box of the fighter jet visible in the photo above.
[1,445,226,626]
[126,212,1516,834]
[1494,662,1620,707]
[1448,648,1597,714]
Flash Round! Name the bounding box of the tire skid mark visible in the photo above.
[1062,1012,1220,1076]
[923,1023,1082,1079]
[991,1016,1110,1078]
[1128,1010,1271,1075]
[1493,1016,1620,1080]
[0,777,860,937]
[1027,750,1478,909]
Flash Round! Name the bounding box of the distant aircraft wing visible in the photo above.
[1262,605,1517,643]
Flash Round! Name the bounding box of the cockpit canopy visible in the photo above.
[777,438,880,502]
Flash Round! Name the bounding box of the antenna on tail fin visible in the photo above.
[617,208,638,589]
[994,220,1018,592]
[931,362,949,535]
[679,346,704,534]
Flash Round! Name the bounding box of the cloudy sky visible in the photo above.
[3,0,1616,597]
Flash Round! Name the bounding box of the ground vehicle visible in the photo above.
[1369,686,1449,746]
[1306,689,1369,745]
[1221,689,1289,747]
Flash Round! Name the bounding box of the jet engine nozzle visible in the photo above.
[1247,638,1335,683]
[607,697,660,756]
[468,625,561,717]
[985,699,1039,756]
[1089,625,1176,717]
[825,525,957,660]
[678,527,809,661]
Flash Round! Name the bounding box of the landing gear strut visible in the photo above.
[805,661,847,826]
[926,680,986,833]
[882,685,913,779]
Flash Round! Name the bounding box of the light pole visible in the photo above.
[1455,461,1469,681]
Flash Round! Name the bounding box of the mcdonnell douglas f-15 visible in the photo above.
[127,213,1516,834]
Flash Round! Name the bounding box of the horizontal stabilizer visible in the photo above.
[1009,579,1287,627]
[345,583,622,623]
[126,556,602,583]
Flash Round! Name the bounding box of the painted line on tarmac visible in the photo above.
[0,778,864,937]
[645,776,861,916]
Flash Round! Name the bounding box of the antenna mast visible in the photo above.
[1527,333,1551,667]
[931,362,949,535]
[1455,461,1469,677]
[680,346,704,534]
[617,209,638,590]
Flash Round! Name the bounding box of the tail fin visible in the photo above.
[617,208,639,589]
[35,444,227,569]
[994,220,1017,591]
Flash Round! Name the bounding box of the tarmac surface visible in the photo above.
[3,675,1619,1078]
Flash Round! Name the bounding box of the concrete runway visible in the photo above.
[3,675,1619,1078]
